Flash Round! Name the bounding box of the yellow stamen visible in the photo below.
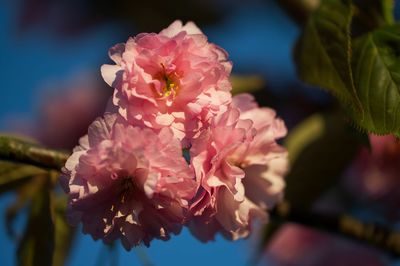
[159,63,178,98]
[162,74,177,97]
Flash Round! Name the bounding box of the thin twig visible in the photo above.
[272,201,400,257]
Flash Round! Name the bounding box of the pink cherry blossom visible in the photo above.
[101,20,232,145]
[60,113,197,249]
[188,93,288,241]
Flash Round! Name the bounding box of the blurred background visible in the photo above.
[1,0,400,265]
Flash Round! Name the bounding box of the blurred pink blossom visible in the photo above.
[8,74,110,150]
[101,20,232,145]
[263,223,386,266]
[346,135,400,213]
[61,113,197,249]
[188,94,288,241]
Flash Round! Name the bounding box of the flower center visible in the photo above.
[155,63,179,99]
[163,75,177,97]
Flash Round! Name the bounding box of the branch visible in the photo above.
[272,201,400,257]
[1,136,399,256]
[0,136,69,171]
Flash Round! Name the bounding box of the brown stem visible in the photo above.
[0,136,69,171]
[273,201,400,257]
[1,136,399,256]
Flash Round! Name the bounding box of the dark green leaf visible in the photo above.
[17,176,54,266]
[295,0,363,113]
[351,24,400,137]
[0,160,46,195]
[52,196,76,266]
[5,176,45,238]
[284,112,364,210]
[352,0,392,33]
[296,0,400,136]
[381,0,395,25]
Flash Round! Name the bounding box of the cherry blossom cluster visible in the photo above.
[61,20,288,249]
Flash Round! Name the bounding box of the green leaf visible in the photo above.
[5,176,45,238]
[284,112,364,210]
[381,0,395,25]
[52,196,76,266]
[230,75,265,95]
[296,0,400,136]
[351,24,400,137]
[295,0,363,113]
[0,160,46,195]
[17,175,54,266]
